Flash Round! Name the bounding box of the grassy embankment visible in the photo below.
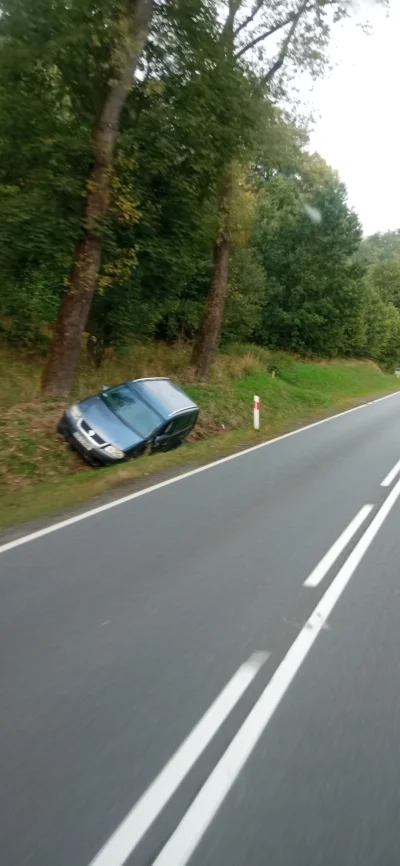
[1,341,399,529]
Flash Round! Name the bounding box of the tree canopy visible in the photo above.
[0,0,399,380]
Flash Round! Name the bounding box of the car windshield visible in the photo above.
[101,383,162,438]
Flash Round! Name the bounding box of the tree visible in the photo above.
[87,0,249,351]
[0,0,392,379]
[41,0,154,396]
[192,0,388,379]
[252,162,363,356]
[221,247,265,344]
[0,0,93,348]
[361,288,400,371]
[0,0,256,359]
[366,258,400,309]
[356,229,400,267]
[377,302,400,371]
[356,258,400,371]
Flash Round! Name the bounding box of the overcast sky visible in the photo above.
[307,1,399,237]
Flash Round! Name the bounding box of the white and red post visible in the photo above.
[253,395,260,430]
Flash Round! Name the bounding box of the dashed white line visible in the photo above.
[150,476,400,866]
[303,504,373,588]
[87,651,269,866]
[381,458,400,488]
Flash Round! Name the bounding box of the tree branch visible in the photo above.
[222,0,243,38]
[263,1,309,83]
[235,4,311,60]
[235,0,341,61]
[233,0,264,38]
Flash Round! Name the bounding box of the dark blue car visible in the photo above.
[57,377,199,467]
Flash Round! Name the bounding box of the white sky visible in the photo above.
[307,1,400,236]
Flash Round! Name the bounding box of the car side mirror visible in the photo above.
[101,384,109,391]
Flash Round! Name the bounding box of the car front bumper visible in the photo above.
[57,413,126,466]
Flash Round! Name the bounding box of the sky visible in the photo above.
[307,1,400,236]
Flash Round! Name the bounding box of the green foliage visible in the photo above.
[221,248,265,344]
[357,284,400,371]
[0,0,100,342]
[351,255,400,371]
[366,259,400,308]
[356,229,400,267]
[85,0,261,349]
[0,0,398,375]
[252,168,363,356]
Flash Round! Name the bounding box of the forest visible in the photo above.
[1,0,399,400]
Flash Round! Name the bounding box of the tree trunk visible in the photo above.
[192,0,311,382]
[191,1,239,383]
[42,0,154,397]
[192,180,233,380]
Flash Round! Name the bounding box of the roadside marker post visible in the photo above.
[254,395,260,430]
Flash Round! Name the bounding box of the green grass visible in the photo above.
[1,341,398,529]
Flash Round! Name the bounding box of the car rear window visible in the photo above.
[101,384,162,438]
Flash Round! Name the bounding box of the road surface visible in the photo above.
[2,392,400,866]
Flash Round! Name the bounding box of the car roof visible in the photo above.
[131,378,198,419]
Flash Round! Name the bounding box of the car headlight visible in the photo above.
[69,404,82,421]
[104,444,125,459]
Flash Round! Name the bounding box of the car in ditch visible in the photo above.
[57,377,199,467]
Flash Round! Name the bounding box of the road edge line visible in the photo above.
[2,390,399,555]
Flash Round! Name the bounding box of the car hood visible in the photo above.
[78,396,143,451]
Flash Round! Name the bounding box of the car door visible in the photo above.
[152,412,197,452]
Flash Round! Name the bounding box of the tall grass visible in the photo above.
[1,340,398,515]
[1,341,272,409]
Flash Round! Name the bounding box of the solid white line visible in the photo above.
[150,476,400,866]
[381,458,400,488]
[303,504,373,588]
[87,651,269,866]
[2,391,399,556]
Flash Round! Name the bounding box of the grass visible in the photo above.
[1,340,399,529]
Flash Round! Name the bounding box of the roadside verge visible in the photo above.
[2,389,399,542]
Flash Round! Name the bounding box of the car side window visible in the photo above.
[164,414,195,436]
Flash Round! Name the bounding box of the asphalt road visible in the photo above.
[2,392,400,866]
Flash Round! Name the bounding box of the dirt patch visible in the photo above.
[1,401,84,493]
[188,408,225,440]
